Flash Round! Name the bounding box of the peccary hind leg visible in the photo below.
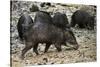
[21,42,33,59]
[33,43,39,55]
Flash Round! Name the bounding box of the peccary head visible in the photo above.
[65,29,79,50]
[87,16,95,30]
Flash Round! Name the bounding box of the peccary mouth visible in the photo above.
[65,43,79,50]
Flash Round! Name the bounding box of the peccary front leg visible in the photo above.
[55,43,62,52]
[71,21,76,27]
[44,43,51,53]
[21,42,33,59]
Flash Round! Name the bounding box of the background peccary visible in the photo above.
[34,11,52,24]
[21,11,78,59]
[52,12,69,29]
[30,4,39,12]
[71,10,95,30]
[17,14,34,41]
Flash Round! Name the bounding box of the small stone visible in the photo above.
[43,58,48,62]
[13,59,18,62]
[38,63,42,65]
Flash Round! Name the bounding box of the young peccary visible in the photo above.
[17,14,34,41]
[71,10,95,30]
[21,11,79,59]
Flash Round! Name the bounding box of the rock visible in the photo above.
[43,58,48,62]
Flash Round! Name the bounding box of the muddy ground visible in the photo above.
[10,1,96,67]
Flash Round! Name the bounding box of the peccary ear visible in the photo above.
[66,28,71,31]
[66,24,71,28]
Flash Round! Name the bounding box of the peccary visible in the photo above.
[71,10,95,30]
[52,12,69,29]
[21,11,78,59]
[34,11,52,24]
[17,14,34,41]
